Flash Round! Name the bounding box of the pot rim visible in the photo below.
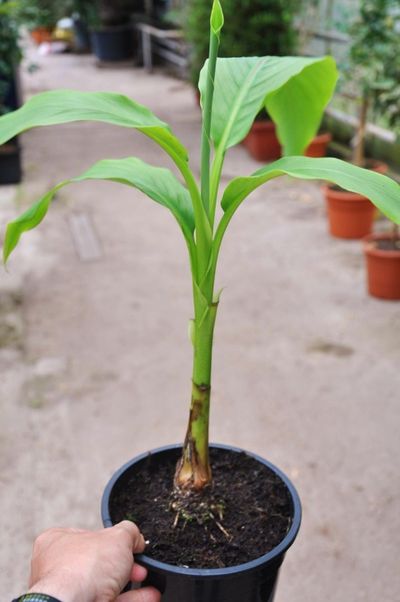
[363,232,400,258]
[101,443,301,579]
[91,23,133,33]
[311,132,332,143]
[322,184,367,201]
[250,120,275,131]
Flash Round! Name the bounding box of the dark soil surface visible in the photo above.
[110,448,293,569]
[375,239,400,251]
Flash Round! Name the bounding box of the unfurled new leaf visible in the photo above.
[199,56,338,155]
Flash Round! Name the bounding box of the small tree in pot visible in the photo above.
[16,0,62,43]
[87,0,136,61]
[324,0,400,239]
[359,1,400,299]
[1,1,400,600]
[348,0,399,167]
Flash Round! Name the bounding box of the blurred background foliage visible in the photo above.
[1,0,399,135]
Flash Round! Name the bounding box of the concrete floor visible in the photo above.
[0,49,399,601]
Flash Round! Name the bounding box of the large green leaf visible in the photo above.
[221,157,400,224]
[0,90,188,163]
[199,56,337,155]
[3,157,195,263]
[265,59,338,155]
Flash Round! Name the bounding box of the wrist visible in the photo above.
[12,592,61,602]
[27,576,83,602]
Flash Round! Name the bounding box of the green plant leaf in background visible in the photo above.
[0,89,189,164]
[3,157,195,264]
[199,55,338,155]
[265,58,338,155]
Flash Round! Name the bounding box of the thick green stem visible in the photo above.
[175,0,224,493]
[174,296,218,490]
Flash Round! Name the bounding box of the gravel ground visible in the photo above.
[0,48,399,601]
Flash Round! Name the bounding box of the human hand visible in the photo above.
[27,521,161,602]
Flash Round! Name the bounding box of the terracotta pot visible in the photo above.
[363,160,388,175]
[306,132,332,157]
[30,27,53,45]
[363,233,400,300]
[243,120,281,161]
[323,161,389,239]
[323,185,376,239]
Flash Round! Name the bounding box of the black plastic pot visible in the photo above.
[0,139,22,184]
[90,25,134,62]
[0,68,21,112]
[102,443,301,602]
[72,17,91,53]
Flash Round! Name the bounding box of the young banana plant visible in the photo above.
[1,1,400,492]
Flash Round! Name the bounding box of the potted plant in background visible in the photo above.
[16,0,61,45]
[291,0,333,158]
[89,0,136,62]
[64,0,96,53]
[362,10,400,300]
[323,0,399,239]
[185,0,298,162]
[1,1,400,600]
[0,0,22,184]
[364,224,400,300]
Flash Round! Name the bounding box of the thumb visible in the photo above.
[116,587,161,602]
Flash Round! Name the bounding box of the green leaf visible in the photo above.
[3,187,61,263]
[75,158,195,233]
[3,157,195,263]
[0,90,188,163]
[221,156,400,224]
[265,58,338,155]
[210,0,224,36]
[199,56,338,155]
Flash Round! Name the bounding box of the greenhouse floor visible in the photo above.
[0,49,399,602]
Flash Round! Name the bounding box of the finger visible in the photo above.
[131,563,147,582]
[115,586,161,602]
[113,521,146,552]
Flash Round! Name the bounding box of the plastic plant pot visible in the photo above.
[322,161,388,239]
[102,443,301,602]
[243,121,282,161]
[0,139,22,184]
[323,185,376,239]
[306,132,332,157]
[91,25,134,62]
[363,232,400,300]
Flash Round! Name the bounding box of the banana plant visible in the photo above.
[1,1,400,492]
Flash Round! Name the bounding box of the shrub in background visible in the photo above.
[0,1,22,113]
[347,0,400,163]
[185,0,298,86]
